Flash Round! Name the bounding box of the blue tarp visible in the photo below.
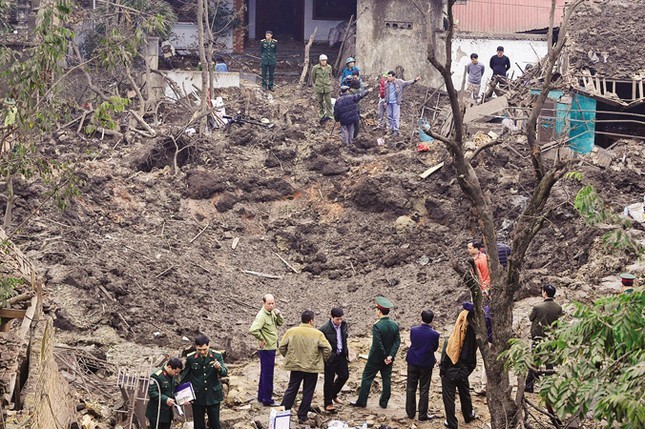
[531,90,596,154]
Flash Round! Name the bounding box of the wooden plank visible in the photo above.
[0,309,27,319]
[419,162,445,179]
[463,96,508,123]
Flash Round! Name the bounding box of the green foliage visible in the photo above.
[82,0,177,62]
[564,171,584,182]
[506,292,645,427]
[572,184,644,256]
[0,0,80,229]
[85,96,129,133]
[0,276,22,307]
[501,338,532,377]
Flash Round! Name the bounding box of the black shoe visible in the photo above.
[465,412,477,423]
[263,400,279,407]
[419,415,435,421]
[298,419,308,425]
[379,403,387,409]
[524,387,534,393]
[349,401,365,408]
[269,87,275,92]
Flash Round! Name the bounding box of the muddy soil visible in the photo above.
[8,80,645,427]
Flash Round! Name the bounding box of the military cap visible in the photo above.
[620,272,635,286]
[462,302,474,312]
[375,296,394,310]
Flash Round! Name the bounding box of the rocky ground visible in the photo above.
[6,73,645,428]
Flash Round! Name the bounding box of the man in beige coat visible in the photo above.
[279,310,332,424]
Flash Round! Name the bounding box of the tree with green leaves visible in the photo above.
[503,291,644,428]
[0,0,80,232]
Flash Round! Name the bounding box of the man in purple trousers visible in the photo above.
[249,294,284,406]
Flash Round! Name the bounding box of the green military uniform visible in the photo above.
[311,62,334,119]
[355,297,401,408]
[260,37,278,90]
[181,349,228,429]
[145,368,177,429]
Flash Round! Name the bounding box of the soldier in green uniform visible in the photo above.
[311,54,334,123]
[181,335,229,429]
[146,357,183,429]
[350,296,401,409]
[260,30,278,91]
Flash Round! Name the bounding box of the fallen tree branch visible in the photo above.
[190,221,211,244]
[241,270,282,280]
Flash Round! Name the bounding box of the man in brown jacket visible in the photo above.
[279,310,332,424]
[525,284,563,392]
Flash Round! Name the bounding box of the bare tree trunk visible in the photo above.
[299,27,318,86]
[3,175,14,229]
[426,1,584,427]
[197,0,209,108]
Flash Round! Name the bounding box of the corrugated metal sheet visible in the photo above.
[453,0,567,34]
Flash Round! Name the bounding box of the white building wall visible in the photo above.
[451,36,548,94]
[303,0,344,42]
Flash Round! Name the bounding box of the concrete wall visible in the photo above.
[156,71,241,100]
[355,0,445,87]
[248,0,344,41]
[450,35,548,96]
[303,0,344,43]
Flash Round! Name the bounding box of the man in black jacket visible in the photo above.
[485,46,511,98]
[440,304,477,429]
[319,307,349,411]
[333,86,372,146]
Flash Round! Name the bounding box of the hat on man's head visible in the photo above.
[620,272,635,287]
[462,302,475,312]
[346,56,356,64]
[375,296,394,311]
[319,54,328,61]
[340,85,350,92]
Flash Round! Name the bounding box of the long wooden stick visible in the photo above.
[334,15,355,74]
[299,27,318,86]
[241,270,282,280]
[272,251,300,274]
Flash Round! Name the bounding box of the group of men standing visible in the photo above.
[465,46,511,103]
[145,279,563,429]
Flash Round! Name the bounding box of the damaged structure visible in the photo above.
[457,0,643,159]
[563,0,644,147]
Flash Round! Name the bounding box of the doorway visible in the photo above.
[255,0,305,42]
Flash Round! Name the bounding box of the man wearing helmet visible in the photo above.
[339,57,360,84]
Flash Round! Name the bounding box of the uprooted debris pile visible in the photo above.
[3,68,644,427]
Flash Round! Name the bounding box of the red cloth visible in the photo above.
[379,78,386,98]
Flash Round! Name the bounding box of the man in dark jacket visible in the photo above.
[485,46,511,98]
[406,310,440,421]
[351,296,401,409]
[440,304,477,429]
[146,358,183,429]
[525,284,563,392]
[319,307,349,411]
[333,86,371,146]
[181,335,229,429]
